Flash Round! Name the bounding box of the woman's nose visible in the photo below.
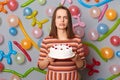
[61,17,64,22]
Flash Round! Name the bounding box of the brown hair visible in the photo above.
[49,6,75,39]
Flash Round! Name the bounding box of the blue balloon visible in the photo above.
[97,78,105,80]
[38,38,43,47]
[97,23,108,34]
[116,51,120,57]
[23,7,32,16]
[9,27,17,36]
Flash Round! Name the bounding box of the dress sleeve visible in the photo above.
[76,37,84,57]
[37,38,49,65]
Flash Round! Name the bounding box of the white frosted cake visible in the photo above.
[48,44,75,59]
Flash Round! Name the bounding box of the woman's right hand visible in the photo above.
[45,56,55,64]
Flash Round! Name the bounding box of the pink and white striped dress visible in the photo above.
[38,35,83,80]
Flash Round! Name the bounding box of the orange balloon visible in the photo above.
[101,47,114,59]
[105,8,117,21]
[21,38,32,50]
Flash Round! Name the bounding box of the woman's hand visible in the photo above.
[71,54,86,69]
[45,56,55,64]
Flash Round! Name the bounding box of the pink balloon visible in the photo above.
[46,6,55,17]
[7,14,19,27]
[89,6,101,18]
[32,27,43,38]
[109,64,120,75]
[7,0,18,11]
[69,5,80,16]
[73,26,85,38]
[88,29,99,40]
[10,74,21,80]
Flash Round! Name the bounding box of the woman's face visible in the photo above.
[55,9,68,30]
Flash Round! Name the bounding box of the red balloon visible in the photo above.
[69,5,80,16]
[110,36,120,46]
[0,62,4,72]
[82,44,89,57]
[7,0,18,11]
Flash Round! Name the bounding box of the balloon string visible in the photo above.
[18,19,40,51]
[83,41,107,62]
[3,67,46,78]
[97,18,120,41]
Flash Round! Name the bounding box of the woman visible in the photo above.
[37,6,86,80]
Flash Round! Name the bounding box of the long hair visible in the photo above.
[49,6,75,39]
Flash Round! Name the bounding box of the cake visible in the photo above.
[48,44,75,59]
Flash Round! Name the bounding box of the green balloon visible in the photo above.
[14,53,26,64]
[38,0,46,5]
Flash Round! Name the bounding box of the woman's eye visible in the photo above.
[64,16,68,19]
[57,16,61,18]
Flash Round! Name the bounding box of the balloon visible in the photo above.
[0,34,4,44]
[7,0,18,11]
[82,44,89,56]
[89,6,101,18]
[0,62,4,72]
[97,19,120,41]
[9,27,18,36]
[10,74,21,80]
[69,5,80,16]
[101,47,114,59]
[13,41,32,62]
[38,38,43,47]
[38,0,46,5]
[7,14,19,27]
[98,4,108,22]
[77,0,112,8]
[116,51,120,57]
[105,8,117,21]
[23,7,32,16]
[97,23,108,34]
[110,35,120,46]
[32,27,43,38]
[21,39,32,50]
[109,64,120,75]
[73,26,85,38]
[46,6,55,17]
[14,53,26,64]
[88,29,99,40]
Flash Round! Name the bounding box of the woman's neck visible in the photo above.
[57,30,68,40]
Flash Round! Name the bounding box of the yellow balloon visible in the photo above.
[101,47,114,59]
[21,38,32,50]
[105,8,117,21]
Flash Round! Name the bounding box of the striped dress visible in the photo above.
[38,35,84,80]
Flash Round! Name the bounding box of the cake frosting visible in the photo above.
[48,44,75,59]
